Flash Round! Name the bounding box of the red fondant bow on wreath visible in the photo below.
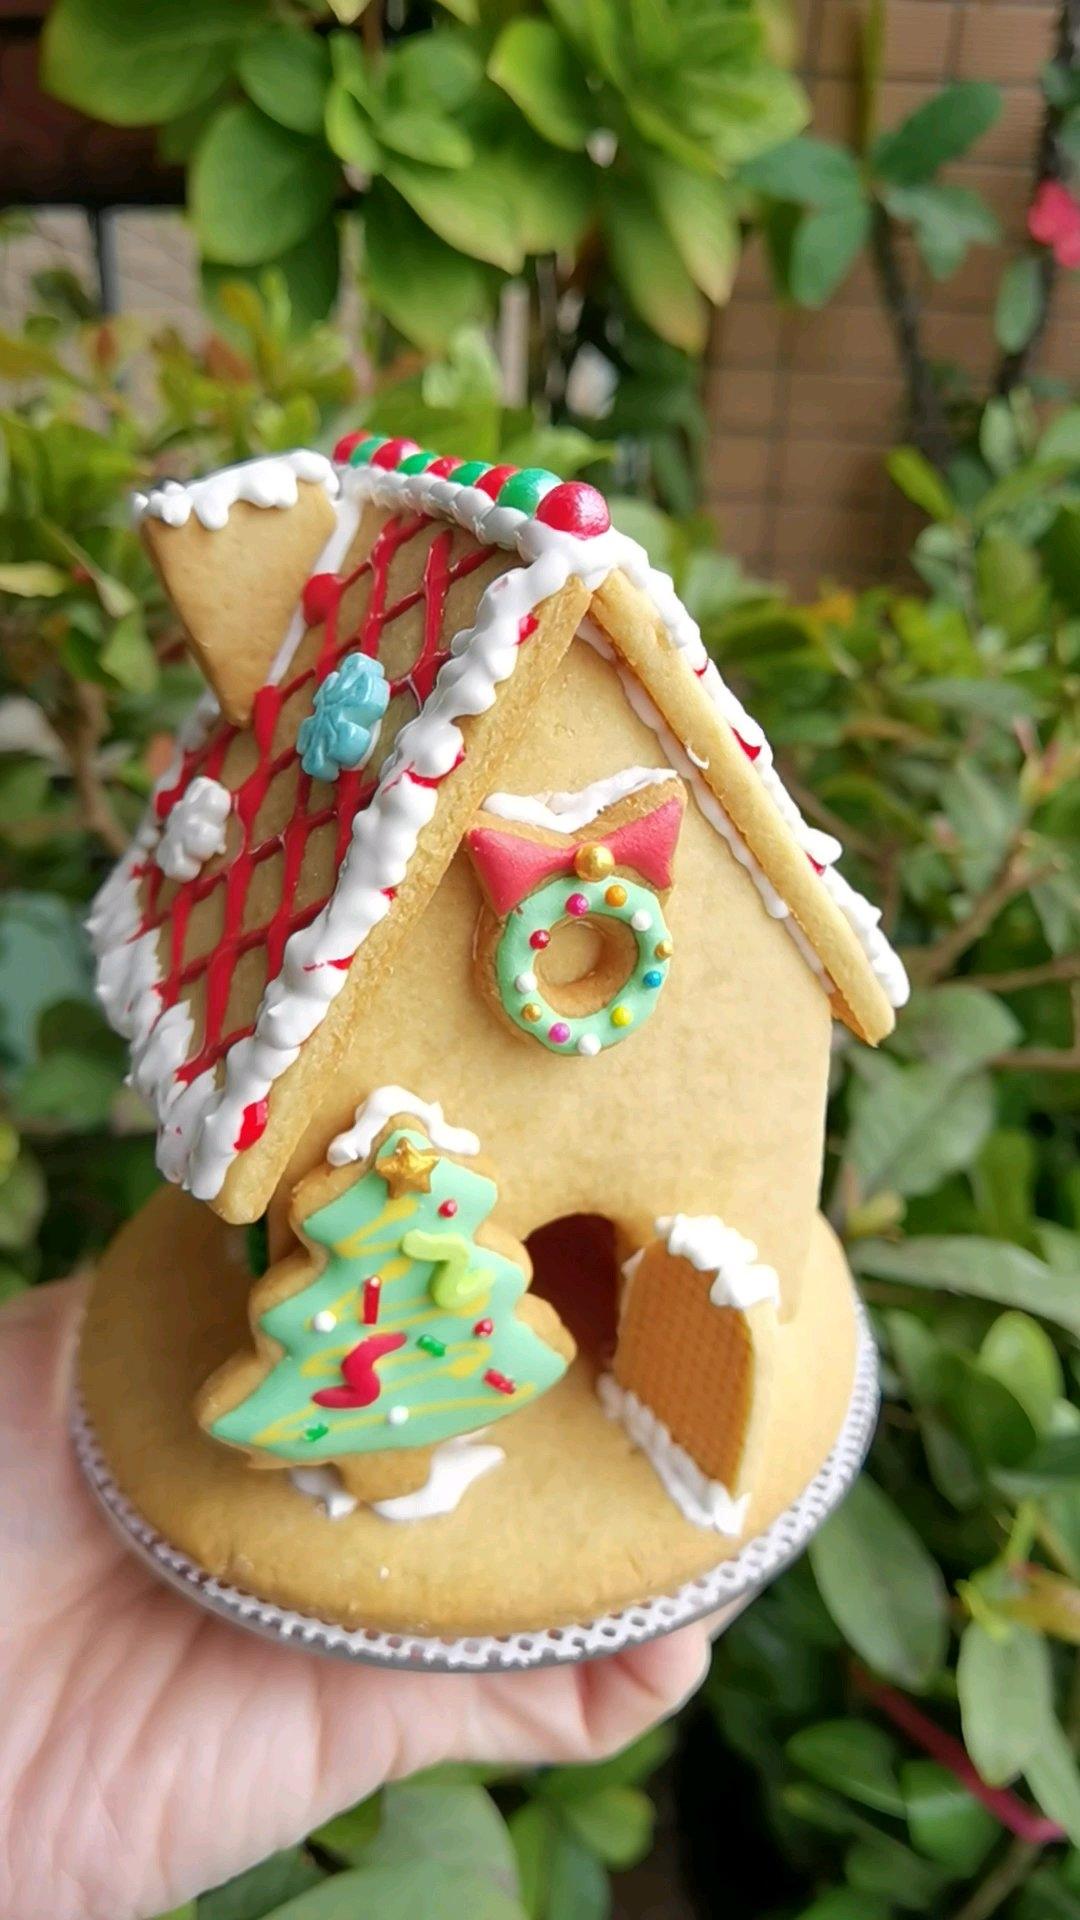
[466,791,684,917]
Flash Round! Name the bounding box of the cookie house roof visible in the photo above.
[89,436,908,1218]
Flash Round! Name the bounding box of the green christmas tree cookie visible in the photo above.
[199,1127,572,1494]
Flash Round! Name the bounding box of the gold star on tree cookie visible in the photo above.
[376,1137,439,1197]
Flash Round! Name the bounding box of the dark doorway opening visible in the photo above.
[524,1213,620,1369]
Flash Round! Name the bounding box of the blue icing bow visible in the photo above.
[298,653,390,782]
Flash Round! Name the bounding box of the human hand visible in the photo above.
[0,1278,718,1920]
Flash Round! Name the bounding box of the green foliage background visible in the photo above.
[2,2,1080,1916]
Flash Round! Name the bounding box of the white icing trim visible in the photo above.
[289,1465,358,1521]
[597,1374,749,1535]
[154,774,230,881]
[288,1433,503,1524]
[93,451,907,1199]
[373,1435,504,1521]
[483,766,674,833]
[654,1214,780,1310]
[133,451,338,533]
[327,1085,479,1167]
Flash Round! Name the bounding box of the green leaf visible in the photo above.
[387,35,481,115]
[238,28,331,137]
[508,1802,554,1919]
[604,180,707,353]
[262,1864,525,1920]
[488,131,592,256]
[546,1828,609,1920]
[101,610,159,693]
[356,1782,518,1894]
[957,1621,1052,1786]
[895,988,1020,1072]
[980,1313,1062,1432]
[739,135,864,208]
[377,111,473,170]
[884,183,999,280]
[641,157,739,303]
[488,18,593,152]
[790,200,871,307]
[365,188,489,352]
[191,104,340,265]
[1038,408,1080,464]
[854,1238,1080,1341]
[0,1152,46,1253]
[541,1724,674,1796]
[562,1785,654,1869]
[324,85,380,172]
[204,222,342,333]
[845,1055,994,1199]
[16,1050,121,1129]
[998,1434,1080,1487]
[0,561,68,597]
[1027,1720,1080,1847]
[185,1850,325,1920]
[872,82,1002,186]
[794,1897,890,1920]
[996,256,1045,354]
[887,447,955,521]
[901,1758,997,1872]
[787,1720,905,1815]
[42,0,258,126]
[809,1476,948,1686]
[387,159,523,272]
[0,331,72,382]
[310,1795,381,1861]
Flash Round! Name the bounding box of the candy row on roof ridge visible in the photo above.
[332,431,612,539]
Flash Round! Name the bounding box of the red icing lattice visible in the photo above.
[136,511,499,1105]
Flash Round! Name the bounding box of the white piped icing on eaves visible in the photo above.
[327,1085,480,1168]
[133,450,338,532]
[288,1432,503,1524]
[597,1375,749,1535]
[655,1214,780,1310]
[94,451,908,1200]
[483,766,674,833]
[154,774,230,881]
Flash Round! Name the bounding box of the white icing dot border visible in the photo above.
[70,1296,877,1672]
[94,451,908,1201]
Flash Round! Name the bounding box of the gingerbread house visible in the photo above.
[80,437,906,1637]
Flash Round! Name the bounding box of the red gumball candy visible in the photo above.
[534,482,611,538]
[475,465,518,499]
[332,430,368,463]
[302,572,340,627]
[370,437,421,470]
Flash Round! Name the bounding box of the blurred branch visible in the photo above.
[950,1839,1046,1920]
[868,201,956,470]
[907,847,1054,986]
[991,982,1080,1072]
[54,680,128,858]
[966,956,1080,992]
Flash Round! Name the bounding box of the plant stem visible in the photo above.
[868,200,956,470]
[950,1838,1045,1920]
[965,956,1080,992]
